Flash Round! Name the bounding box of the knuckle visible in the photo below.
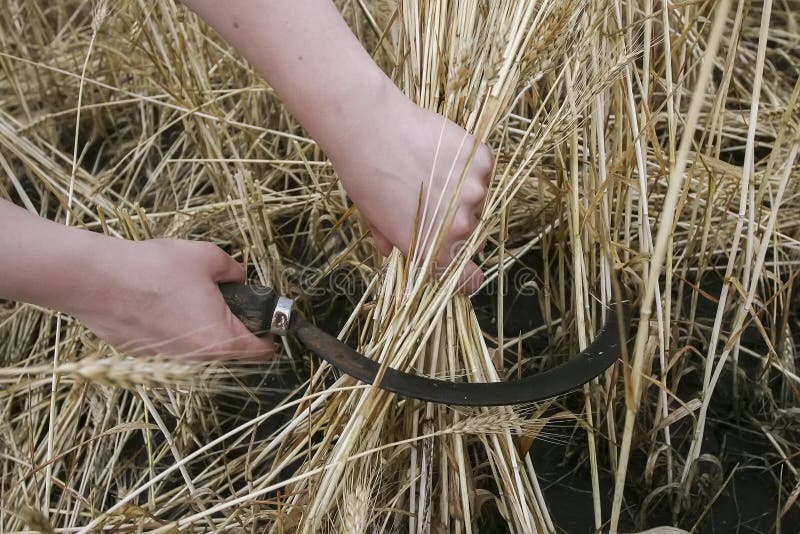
[197,241,224,259]
[478,144,494,166]
[462,181,486,205]
[475,145,494,176]
[450,215,474,239]
[196,242,234,272]
[473,181,488,200]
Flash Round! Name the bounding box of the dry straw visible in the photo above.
[1,0,799,532]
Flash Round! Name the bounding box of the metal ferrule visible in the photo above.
[270,296,294,336]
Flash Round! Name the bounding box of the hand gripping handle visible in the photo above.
[219,282,279,336]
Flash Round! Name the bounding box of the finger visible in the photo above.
[475,233,488,255]
[432,232,483,293]
[460,179,488,209]
[440,214,484,295]
[429,210,474,271]
[430,256,484,295]
[213,314,274,362]
[448,209,477,244]
[214,257,246,283]
[203,244,246,283]
[457,260,484,295]
[222,293,274,361]
[371,225,393,256]
[473,199,485,220]
[476,143,495,186]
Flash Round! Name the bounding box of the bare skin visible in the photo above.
[0,199,272,361]
[184,0,492,284]
[0,0,491,361]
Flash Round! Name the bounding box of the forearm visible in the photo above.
[0,199,121,316]
[183,0,407,158]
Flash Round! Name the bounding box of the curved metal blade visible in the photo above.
[290,304,627,406]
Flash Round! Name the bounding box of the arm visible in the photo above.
[184,0,395,159]
[0,198,114,314]
[185,0,493,292]
[1,1,490,363]
[0,199,272,361]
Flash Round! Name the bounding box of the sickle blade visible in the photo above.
[290,304,627,406]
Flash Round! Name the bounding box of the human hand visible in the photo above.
[69,238,273,362]
[328,96,493,294]
[184,1,492,293]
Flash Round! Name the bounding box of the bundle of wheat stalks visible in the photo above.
[1,0,799,532]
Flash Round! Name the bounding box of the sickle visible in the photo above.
[220,282,627,406]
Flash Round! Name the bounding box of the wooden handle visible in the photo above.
[219,282,278,336]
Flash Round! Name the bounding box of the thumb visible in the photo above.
[456,261,484,295]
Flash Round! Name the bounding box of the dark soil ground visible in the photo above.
[470,255,800,533]
[224,254,800,533]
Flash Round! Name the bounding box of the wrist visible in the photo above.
[316,72,412,161]
[0,197,139,320]
[308,65,413,153]
[54,232,136,319]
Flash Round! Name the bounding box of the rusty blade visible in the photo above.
[289,304,627,406]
